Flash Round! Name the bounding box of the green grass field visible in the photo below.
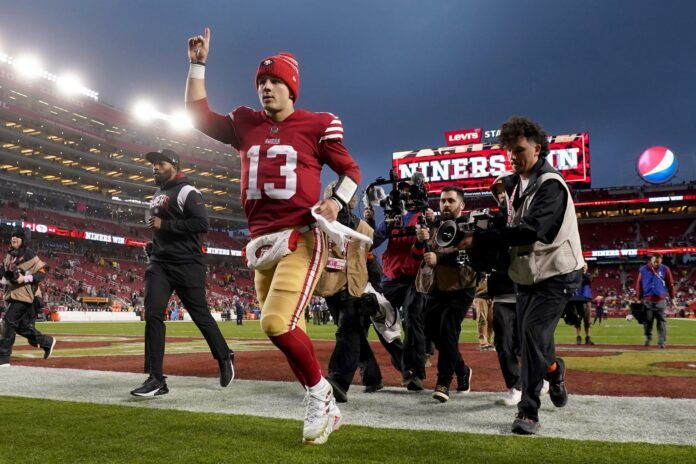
[3,318,695,463]
[34,317,696,346]
[2,396,695,464]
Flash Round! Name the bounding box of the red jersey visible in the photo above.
[188,99,361,237]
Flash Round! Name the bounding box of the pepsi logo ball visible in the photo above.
[637,146,677,184]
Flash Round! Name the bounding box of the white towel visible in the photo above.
[311,209,373,250]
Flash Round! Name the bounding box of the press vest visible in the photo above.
[314,220,373,297]
[508,172,585,285]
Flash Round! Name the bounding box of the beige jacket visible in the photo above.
[314,220,373,298]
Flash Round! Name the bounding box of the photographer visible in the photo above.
[414,186,476,403]
[372,179,429,390]
[0,227,56,366]
[317,183,401,402]
[461,117,584,434]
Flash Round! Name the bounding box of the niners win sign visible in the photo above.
[392,133,591,193]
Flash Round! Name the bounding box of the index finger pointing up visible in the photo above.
[204,27,211,42]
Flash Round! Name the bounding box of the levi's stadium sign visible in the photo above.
[393,132,591,193]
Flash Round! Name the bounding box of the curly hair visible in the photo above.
[499,116,550,158]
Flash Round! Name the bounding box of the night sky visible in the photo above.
[3,0,695,189]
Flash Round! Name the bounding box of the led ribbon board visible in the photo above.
[393,133,591,193]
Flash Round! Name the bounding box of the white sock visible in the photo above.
[308,377,329,394]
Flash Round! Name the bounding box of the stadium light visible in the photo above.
[14,54,43,80]
[56,73,84,96]
[133,100,160,123]
[0,50,99,100]
[169,110,193,131]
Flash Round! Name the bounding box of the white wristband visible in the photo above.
[188,63,205,80]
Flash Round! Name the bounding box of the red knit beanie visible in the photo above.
[255,52,300,101]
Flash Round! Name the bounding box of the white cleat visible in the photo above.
[302,380,342,445]
[0,362,10,368]
[499,388,522,406]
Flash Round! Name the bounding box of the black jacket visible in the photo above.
[477,158,567,248]
[149,173,209,264]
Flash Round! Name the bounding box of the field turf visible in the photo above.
[2,396,695,464]
[34,317,696,346]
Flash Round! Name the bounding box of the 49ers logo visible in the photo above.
[150,194,170,209]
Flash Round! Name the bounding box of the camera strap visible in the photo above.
[506,183,518,226]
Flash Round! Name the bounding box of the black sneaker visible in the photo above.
[576,335,582,345]
[401,370,415,386]
[658,343,666,349]
[547,358,568,408]
[585,336,594,346]
[511,413,540,435]
[406,377,424,391]
[644,340,651,347]
[219,352,235,387]
[130,376,169,397]
[43,337,57,360]
[364,382,384,393]
[456,366,472,393]
[327,378,348,403]
[432,384,449,403]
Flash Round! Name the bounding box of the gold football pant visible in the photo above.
[255,228,326,337]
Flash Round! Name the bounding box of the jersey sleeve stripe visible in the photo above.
[319,134,344,142]
[324,127,344,133]
[330,119,341,124]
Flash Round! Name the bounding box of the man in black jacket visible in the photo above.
[131,149,234,397]
[482,174,550,407]
[462,118,584,434]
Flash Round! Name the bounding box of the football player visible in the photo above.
[185,28,361,445]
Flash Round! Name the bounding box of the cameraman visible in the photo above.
[317,183,401,402]
[481,173,549,406]
[461,117,584,434]
[373,181,429,390]
[1,227,56,366]
[415,186,476,403]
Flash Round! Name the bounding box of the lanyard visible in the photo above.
[507,183,519,226]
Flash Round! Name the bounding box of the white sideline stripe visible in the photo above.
[1,366,695,446]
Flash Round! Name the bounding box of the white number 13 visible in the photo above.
[246,145,298,200]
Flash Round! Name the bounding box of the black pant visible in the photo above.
[593,308,604,324]
[493,301,521,390]
[423,288,474,387]
[516,271,580,420]
[382,276,425,380]
[327,292,380,391]
[144,261,231,379]
[236,312,243,325]
[0,300,53,362]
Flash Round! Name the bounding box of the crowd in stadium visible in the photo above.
[1,198,694,320]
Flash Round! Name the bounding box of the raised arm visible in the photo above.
[185,27,211,103]
[184,27,240,146]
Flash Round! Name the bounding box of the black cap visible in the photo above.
[145,149,180,167]
[11,227,30,244]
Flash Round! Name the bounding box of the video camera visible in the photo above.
[435,208,495,266]
[364,170,430,226]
